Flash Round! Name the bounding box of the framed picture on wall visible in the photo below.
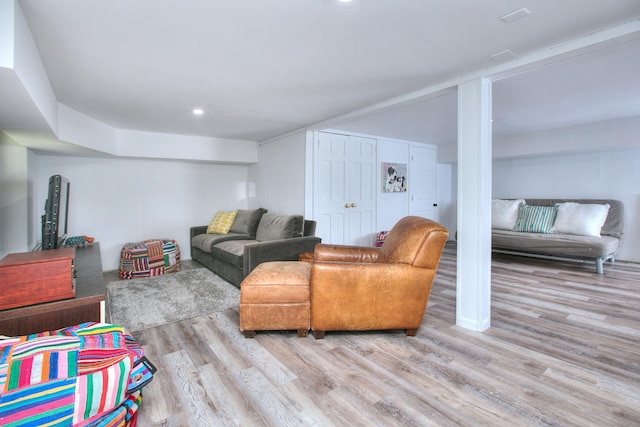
[382,162,407,193]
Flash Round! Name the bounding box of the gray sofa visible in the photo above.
[190,208,321,286]
[491,198,624,274]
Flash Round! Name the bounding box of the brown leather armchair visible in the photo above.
[310,216,448,339]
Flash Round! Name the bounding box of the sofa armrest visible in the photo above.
[190,225,208,258]
[243,236,322,277]
[314,244,380,263]
[190,225,208,240]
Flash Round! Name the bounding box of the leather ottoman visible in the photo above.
[119,238,181,279]
[239,261,311,337]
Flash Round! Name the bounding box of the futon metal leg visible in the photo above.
[297,329,308,337]
[313,330,325,339]
[596,258,604,274]
[242,330,256,338]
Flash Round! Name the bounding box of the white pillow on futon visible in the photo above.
[551,202,610,237]
[492,199,525,230]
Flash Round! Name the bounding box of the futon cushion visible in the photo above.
[512,204,557,234]
[229,208,267,236]
[493,229,621,258]
[207,210,237,234]
[255,214,303,242]
[551,202,610,237]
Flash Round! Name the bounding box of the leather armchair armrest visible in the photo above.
[313,244,380,263]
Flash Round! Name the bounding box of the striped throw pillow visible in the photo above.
[512,204,558,233]
[207,210,238,234]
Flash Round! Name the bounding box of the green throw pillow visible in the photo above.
[512,204,557,234]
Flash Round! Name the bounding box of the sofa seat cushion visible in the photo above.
[255,214,303,242]
[492,229,621,259]
[211,240,259,269]
[191,232,251,253]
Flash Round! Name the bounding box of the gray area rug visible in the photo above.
[106,268,239,332]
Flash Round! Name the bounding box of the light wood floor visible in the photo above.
[130,243,640,426]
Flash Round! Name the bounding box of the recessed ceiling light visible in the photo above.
[193,109,204,115]
[324,0,356,5]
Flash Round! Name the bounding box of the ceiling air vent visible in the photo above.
[490,50,516,62]
[501,8,531,23]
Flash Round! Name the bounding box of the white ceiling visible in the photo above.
[338,34,640,143]
[5,0,640,149]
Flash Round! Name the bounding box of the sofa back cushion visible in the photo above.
[229,208,267,236]
[255,214,303,242]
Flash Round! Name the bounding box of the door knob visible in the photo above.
[350,203,356,208]
[345,203,350,208]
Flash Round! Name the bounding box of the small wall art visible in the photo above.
[382,162,407,193]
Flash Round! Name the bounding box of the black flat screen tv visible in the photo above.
[42,175,70,250]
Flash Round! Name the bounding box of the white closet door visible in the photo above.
[346,136,376,246]
[316,132,348,244]
[409,144,438,222]
[315,132,376,246]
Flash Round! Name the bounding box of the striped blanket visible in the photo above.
[0,322,155,426]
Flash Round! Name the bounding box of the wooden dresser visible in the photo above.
[0,243,105,336]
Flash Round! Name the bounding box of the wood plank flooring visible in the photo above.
[130,243,640,426]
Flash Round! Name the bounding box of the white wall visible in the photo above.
[377,138,410,232]
[252,131,438,237]
[488,117,640,262]
[4,118,636,275]
[248,131,307,216]
[493,148,640,262]
[33,154,250,270]
[440,149,640,261]
[437,116,640,262]
[0,133,29,257]
[436,162,454,238]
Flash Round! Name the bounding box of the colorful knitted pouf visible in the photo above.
[119,238,181,279]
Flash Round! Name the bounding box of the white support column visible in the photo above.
[456,78,492,332]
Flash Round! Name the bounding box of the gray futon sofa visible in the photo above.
[190,208,321,286]
[491,198,623,274]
